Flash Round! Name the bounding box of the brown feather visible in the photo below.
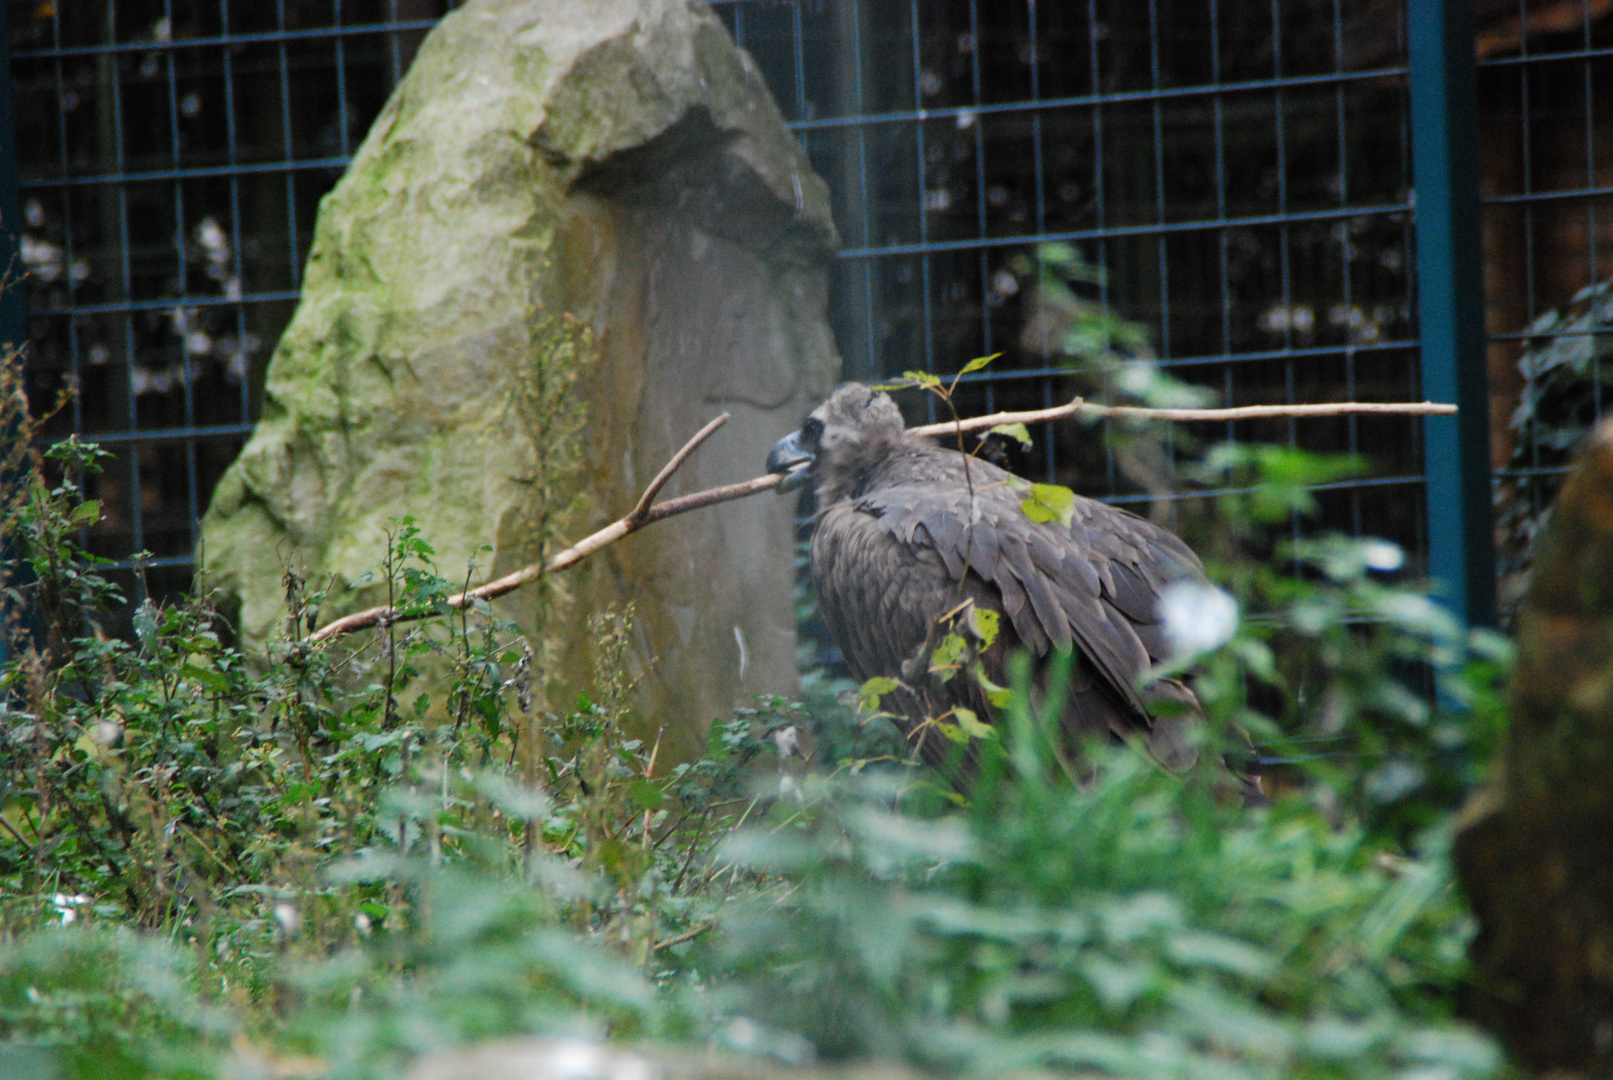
[789,383,1207,772]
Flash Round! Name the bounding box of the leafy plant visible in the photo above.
[0,339,1513,1079]
[0,926,228,1080]
[1495,277,1613,610]
[707,443,1509,1077]
[712,735,1497,1080]
[0,372,781,1073]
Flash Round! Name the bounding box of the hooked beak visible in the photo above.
[766,428,815,493]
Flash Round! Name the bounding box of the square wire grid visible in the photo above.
[1474,2,1613,609]
[10,0,455,606]
[717,0,1426,561]
[15,0,1555,615]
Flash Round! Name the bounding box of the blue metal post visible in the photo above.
[0,2,21,351]
[0,1,27,668]
[1409,0,1496,628]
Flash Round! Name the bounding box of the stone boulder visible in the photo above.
[200,0,839,756]
[1456,415,1613,1072]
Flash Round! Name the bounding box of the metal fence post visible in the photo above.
[0,1,27,668]
[0,0,19,351]
[1409,0,1496,628]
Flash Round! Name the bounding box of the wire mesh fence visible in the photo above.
[9,1,454,607]
[6,0,1592,628]
[717,1,1427,555]
[1476,4,1613,611]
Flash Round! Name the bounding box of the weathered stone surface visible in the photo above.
[200,0,839,756]
[1456,416,1613,1072]
[406,1038,939,1080]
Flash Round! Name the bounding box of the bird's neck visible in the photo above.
[817,434,948,505]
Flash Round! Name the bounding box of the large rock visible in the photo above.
[1456,415,1613,1072]
[200,0,839,756]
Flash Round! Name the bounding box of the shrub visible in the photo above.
[0,344,1509,1078]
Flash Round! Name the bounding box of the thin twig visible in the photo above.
[308,413,736,643]
[306,397,1455,644]
[907,397,1457,439]
[629,413,730,522]
[652,919,714,952]
[0,812,33,852]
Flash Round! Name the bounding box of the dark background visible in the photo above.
[9,0,1611,622]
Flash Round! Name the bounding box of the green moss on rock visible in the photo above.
[201,0,839,757]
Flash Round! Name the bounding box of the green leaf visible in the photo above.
[930,633,969,677]
[985,422,1033,448]
[1166,930,1275,978]
[1211,444,1367,524]
[968,607,1001,648]
[1081,956,1155,1011]
[132,602,159,649]
[628,779,665,811]
[958,352,1002,376]
[901,369,944,389]
[69,500,102,526]
[179,663,230,695]
[974,664,1012,708]
[952,706,994,739]
[859,676,900,710]
[1022,482,1077,527]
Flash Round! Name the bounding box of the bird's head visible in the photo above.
[767,383,907,501]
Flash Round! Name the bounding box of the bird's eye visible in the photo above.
[802,416,825,445]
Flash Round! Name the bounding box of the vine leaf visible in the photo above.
[859,676,901,712]
[1022,482,1077,527]
[952,706,995,740]
[985,423,1033,448]
[958,352,1002,376]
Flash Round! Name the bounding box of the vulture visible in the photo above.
[766,382,1206,773]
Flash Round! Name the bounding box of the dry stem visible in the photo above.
[308,413,744,643]
[907,396,1458,439]
[306,396,1454,643]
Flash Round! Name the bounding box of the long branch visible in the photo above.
[306,397,1453,643]
[308,413,741,643]
[907,397,1458,439]
[629,412,730,522]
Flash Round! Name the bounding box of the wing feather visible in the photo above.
[965,522,1001,580]
[811,445,1207,769]
[1107,561,1162,628]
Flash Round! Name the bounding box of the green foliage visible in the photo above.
[1200,444,1368,526]
[0,341,1514,1078]
[0,927,227,1080]
[1179,445,1512,840]
[1495,277,1613,608]
[0,378,778,1073]
[712,746,1494,1080]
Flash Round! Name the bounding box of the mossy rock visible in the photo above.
[201,0,840,759]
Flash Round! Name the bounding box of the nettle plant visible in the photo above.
[0,343,1508,1078]
[0,395,790,1073]
[701,362,1508,1080]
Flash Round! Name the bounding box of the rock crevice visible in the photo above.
[202,0,839,753]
